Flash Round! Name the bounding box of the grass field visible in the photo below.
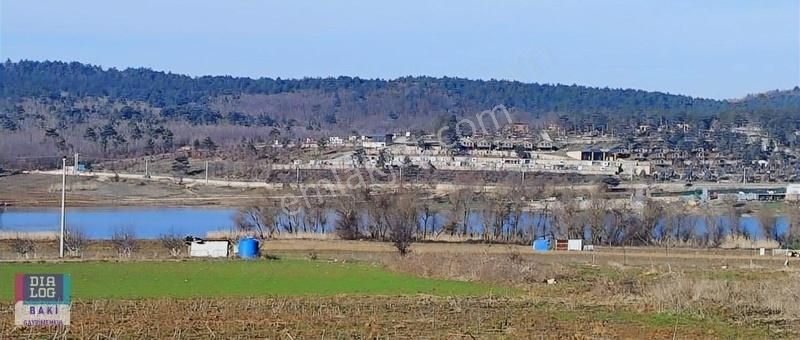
[0,259,509,300]
[2,251,798,338]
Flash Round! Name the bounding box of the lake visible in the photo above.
[0,207,238,239]
[0,206,785,240]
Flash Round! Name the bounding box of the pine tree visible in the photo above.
[201,137,217,151]
[171,154,190,176]
[83,127,98,142]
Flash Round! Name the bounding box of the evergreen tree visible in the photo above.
[201,136,217,151]
[83,127,98,142]
[171,154,190,176]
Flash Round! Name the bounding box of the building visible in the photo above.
[301,137,319,149]
[580,147,608,161]
[328,136,344,146]
[536,140,555,151]
[362,135,390,149]
[787,184,800,201]
[507,122,530,136]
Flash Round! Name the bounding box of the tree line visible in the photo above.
[233,186,800,255]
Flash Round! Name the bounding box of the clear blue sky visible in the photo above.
[1,0,798,99]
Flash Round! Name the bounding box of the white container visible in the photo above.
[567,239,583,251]
[189,241,229,258]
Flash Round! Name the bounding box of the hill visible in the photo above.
[0,60,798,165]
[1,60,728,121]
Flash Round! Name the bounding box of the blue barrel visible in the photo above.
[238,238,259,259]
[532,238,549,252]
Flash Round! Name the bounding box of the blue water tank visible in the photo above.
[238,238,259,259]
[532,238,549,252]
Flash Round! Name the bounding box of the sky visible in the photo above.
[1,0,798,99]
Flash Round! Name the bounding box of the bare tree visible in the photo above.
[607,207,632,246]
[64,226,88,257]
[10,238,35,259]
[364,194,391,240]
[418,198,437,240]
[552,194,583,239]
[387,194,418,256]
[305,198,328,233]
[585,192,609,245]
[335,198,361,240]
[785,202,800,248]
[233,201,278,238]
[757,208,778,242]
[725,199,743,238]
[676,212,696,245]
[628,199,664,245]
[504,186,525,242]
[703,210,724,248]
[280,205,301,234]
[159,231,185,257]
[449,188,473,236]
[479,192,511,241]
[111,228,138,258]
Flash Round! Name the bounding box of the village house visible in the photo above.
[328,136,344,146]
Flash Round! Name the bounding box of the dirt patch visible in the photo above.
[0,173,282,207]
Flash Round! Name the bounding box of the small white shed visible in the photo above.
[189,240,229,258]
[567,239,583,251]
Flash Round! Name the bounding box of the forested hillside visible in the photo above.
[1,60,727,115]
[1,60,799,166]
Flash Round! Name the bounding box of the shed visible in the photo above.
[189,240,229,258]
[567,239,583,251]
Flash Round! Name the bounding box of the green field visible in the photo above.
[1,259,508,300]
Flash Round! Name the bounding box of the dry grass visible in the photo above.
[719,235,780,249]
[383,250,577,286]
[645,271,800,323]
[0,231,58,240]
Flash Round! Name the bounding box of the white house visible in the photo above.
[329,136,344,146]
[362,135,388,149]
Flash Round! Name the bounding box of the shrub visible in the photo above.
[159,232,184,257]
[111,228,138,258]
[10,238,35,259]
[65,226,88,257]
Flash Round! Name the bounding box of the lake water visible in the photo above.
[0,207,238,239]
[0,206,785,240]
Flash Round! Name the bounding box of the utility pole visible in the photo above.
[295,166,300,184]
[743,167,747,184]
[144,159,150,178]
[59,157,66,258]
[205,161,209,184]
[73,153,79,175]
[521,167,525,185]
